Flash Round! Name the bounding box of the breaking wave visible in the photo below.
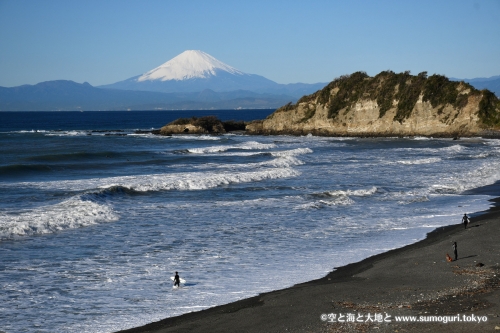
[8,168,301,193]
[0,167,301,240]
[298,187,378,209]
[312,187,378,198]
[187,141,276,154]
[271,148,313,157]
[0,196,118,240]
[395,157,441,165]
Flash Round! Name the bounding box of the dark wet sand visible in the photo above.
[117,196,500,333]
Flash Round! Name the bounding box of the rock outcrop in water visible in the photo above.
[246,71,500,137]
[159,116,245,135]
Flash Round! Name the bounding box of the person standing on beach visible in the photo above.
[453,242,458,261]
[173,271,180,287]
[462,213,470,229]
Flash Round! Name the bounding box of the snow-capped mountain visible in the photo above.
[137,50,244,81]
[100,50,326,97]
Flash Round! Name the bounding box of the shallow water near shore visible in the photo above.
[1,111,500,333]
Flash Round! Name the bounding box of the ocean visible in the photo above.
[1,110,499,333]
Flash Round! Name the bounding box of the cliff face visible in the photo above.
[246,71,500,137]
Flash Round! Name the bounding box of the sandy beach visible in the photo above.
[118,196,500,333]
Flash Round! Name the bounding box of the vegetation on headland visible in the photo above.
[275,70,500,128]
[478,90,500,127]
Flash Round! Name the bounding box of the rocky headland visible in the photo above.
[158,116,245,135]
[246,71,500,137]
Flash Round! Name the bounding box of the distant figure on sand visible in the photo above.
[462,213,470,229]
[173,271,180,287]
[452,242,458,261]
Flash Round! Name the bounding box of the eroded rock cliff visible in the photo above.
[246,71,500,137]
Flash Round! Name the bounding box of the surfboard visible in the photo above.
[170,276,186,284]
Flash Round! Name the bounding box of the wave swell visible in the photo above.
[0,196,118,240]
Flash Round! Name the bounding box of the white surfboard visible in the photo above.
[170,276,186,284]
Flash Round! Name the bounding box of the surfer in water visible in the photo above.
[173,271,180,287]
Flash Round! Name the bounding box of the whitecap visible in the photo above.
[0,197,118,240]
[9,168,301,193]
[187,141,276,154]
[297,196,355,209]
[170,134,222,141]
[270,148,313,157]
[395,157,441,165]
[320,186,378,197]
[45,130,90,137]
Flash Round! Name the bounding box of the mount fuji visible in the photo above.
[0,51,327,110]
[100,50,326,97]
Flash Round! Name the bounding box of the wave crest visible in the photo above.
[0,197,118,240]
[187,141,276,154]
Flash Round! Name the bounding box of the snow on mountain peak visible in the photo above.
[137,50,245,82]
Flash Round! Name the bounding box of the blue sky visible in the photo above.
[0,0,499,87]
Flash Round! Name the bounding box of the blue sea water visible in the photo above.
[1,110,499,333]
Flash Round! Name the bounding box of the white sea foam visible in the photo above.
[187,141,276,154]
[297,197,355,209]
[270,148,313,157]
[394,144,465,154]
[127,133,160,138]
[442,144,464,153]
[398,196,430,205]
[204,156,304,169]
[484,139,500,146]
[0,197,118,239]
[46,130,90,137]
[261,156,304,168]
[207,151,264,157]
[297,187,378,210]
[215,197,284,207]
[472,152,490,159]
[170,134,222,141]
[322,186,378,197]
[396,157,441,165]
[12,129,48,133]
[127,168,300,192]
[10,168,301,193]
[429,159,500,194]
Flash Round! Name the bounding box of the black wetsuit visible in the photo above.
[453,243,458,261]
[174,274,180,287]
[462,215,469,229]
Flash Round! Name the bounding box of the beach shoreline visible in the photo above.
[117,191,500,333]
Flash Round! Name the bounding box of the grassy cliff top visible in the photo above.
[276,71,500,127]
